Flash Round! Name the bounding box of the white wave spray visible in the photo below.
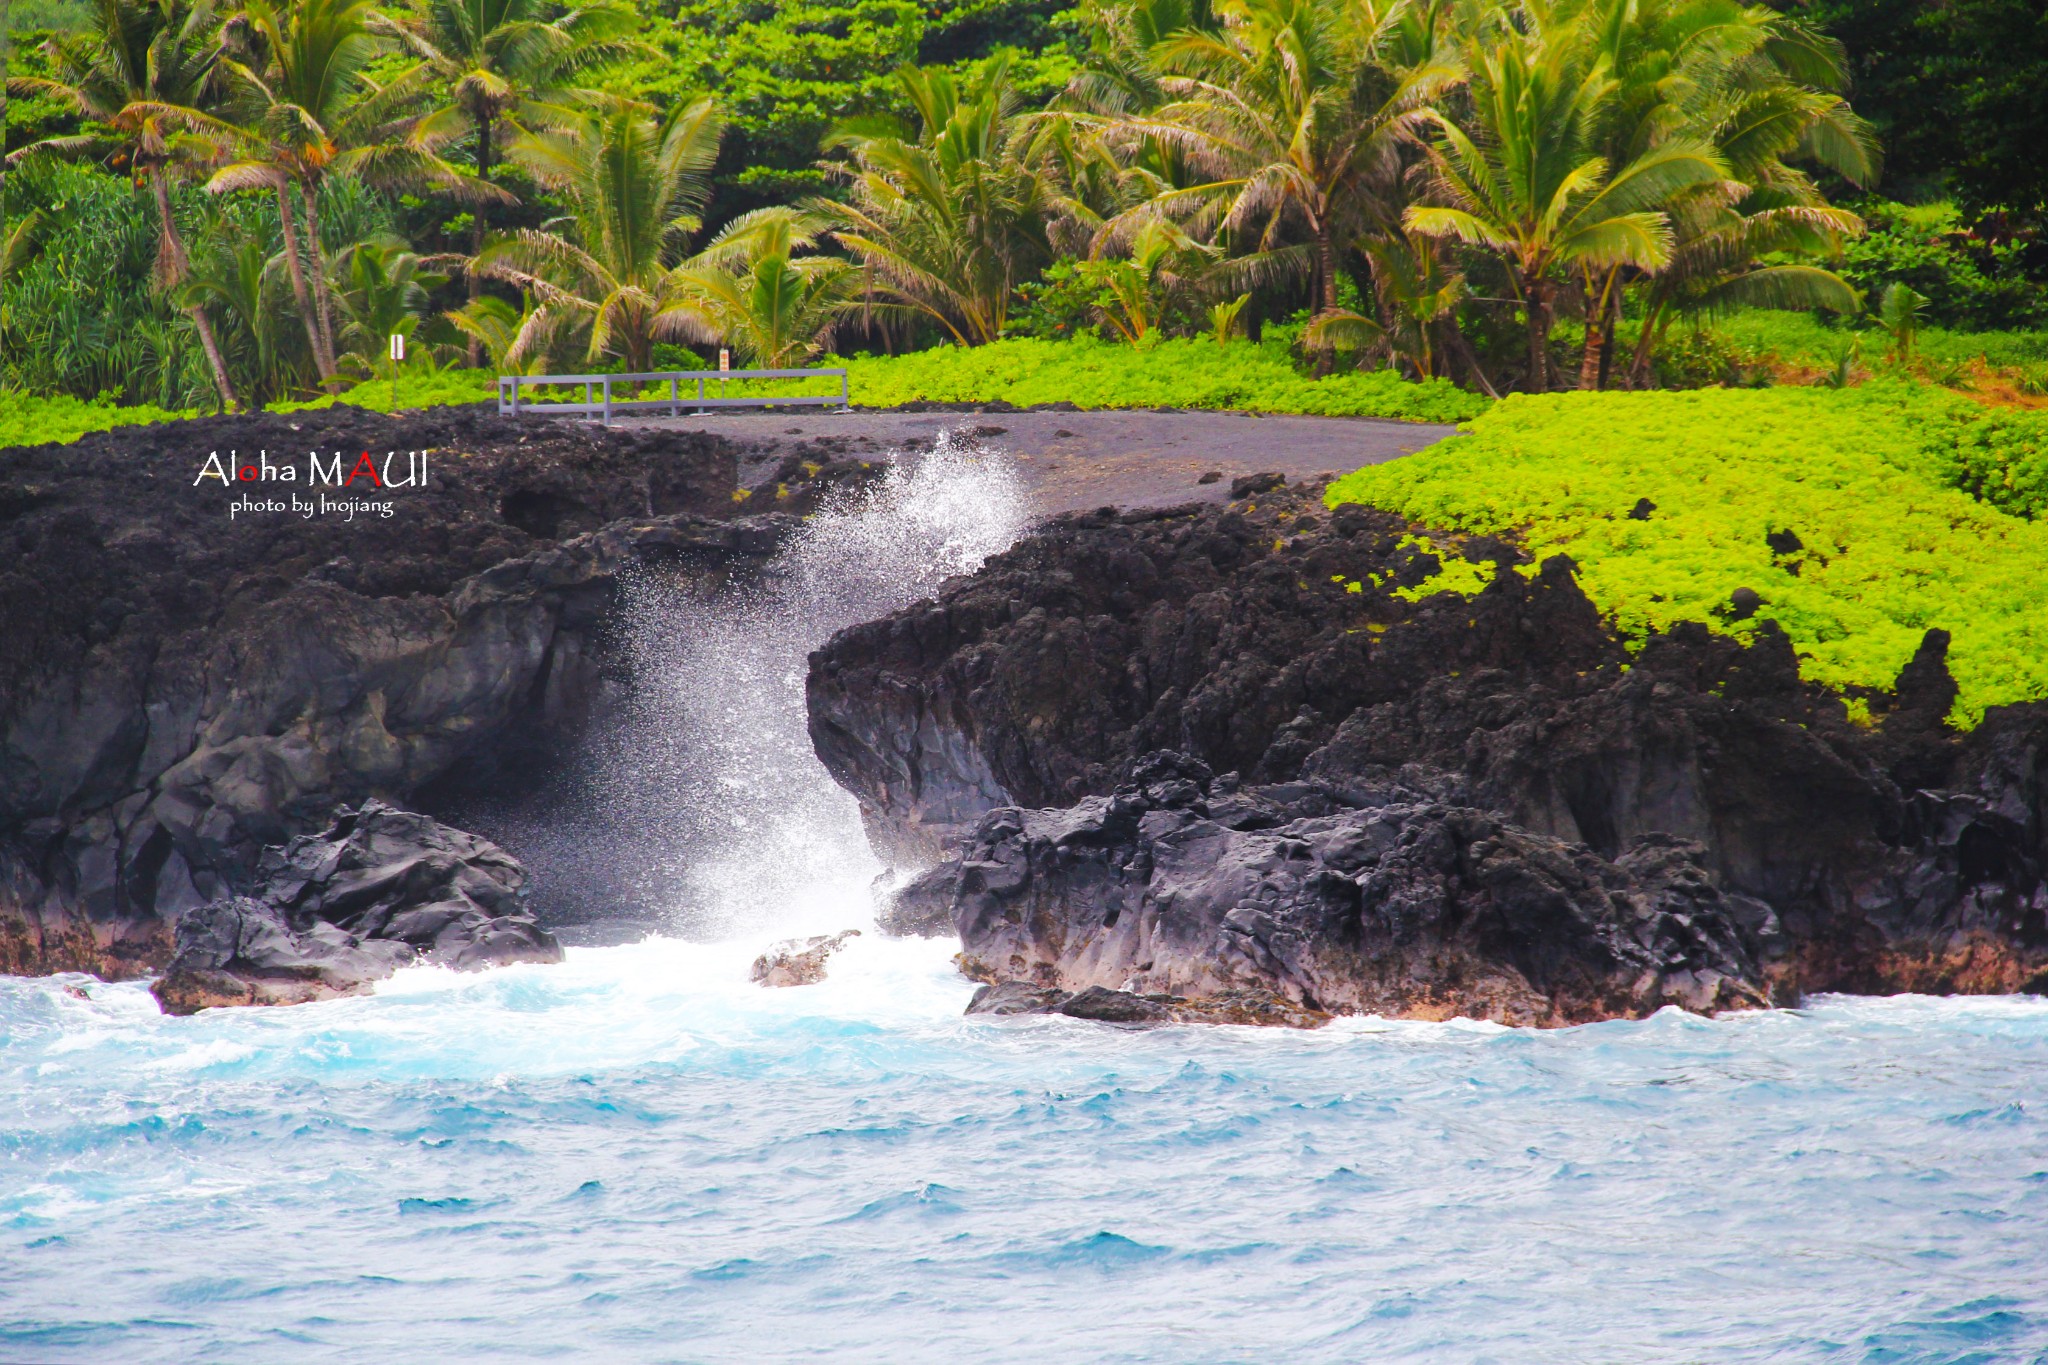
[578,434,1027,937]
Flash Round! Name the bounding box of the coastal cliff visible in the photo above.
[810,486,2048,1022]
[0,405,876,976]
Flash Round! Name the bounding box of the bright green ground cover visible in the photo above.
[269,369,499,414]
[1327,383,2048,726]
[1718,310,2048,372]
[841,337,1489,423]
[0,389,197,446]
[0,337,1486,447]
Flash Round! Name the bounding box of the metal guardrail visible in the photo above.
[497,367,849,423]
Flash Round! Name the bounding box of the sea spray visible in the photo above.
[535,433,1029,937]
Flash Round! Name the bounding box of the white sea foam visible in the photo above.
[500,433,1028,938]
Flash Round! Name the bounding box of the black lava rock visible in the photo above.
[150,800,560,1013]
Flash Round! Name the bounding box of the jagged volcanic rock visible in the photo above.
[0,405,882,976]
[150,799,559,1013]
[897,752,1777,1026]
[816,489,2048,1021]
[964,978,1331,1028]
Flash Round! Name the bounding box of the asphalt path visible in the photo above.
[609,407,1458,517]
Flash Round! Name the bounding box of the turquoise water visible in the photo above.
[3,937,2044,1364]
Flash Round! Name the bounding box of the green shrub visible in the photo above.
[0,389,195,447]
[1942,411,2048,520]
[843,336,1490,423]
[1008,260,1111,341]
[1650,327,1769,390]
[1718,309,2048,375]
[1325,383,2048,726]
[1836,201,2047,331]
[270,367,498,414]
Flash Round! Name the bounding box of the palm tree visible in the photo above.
[1621,198,1863,387]
[656,206,863,368]
[446,293,547,372]
[1403,5,1727,390]
[383,0,649,362]
[12,0,241,408]
[475,94,722,372]
[331,238,445,374]
[1123,0,1460,321]
[1878,281,1927,364]
[1572,0,1876,388]
[819,60,1053,346]
[1080,217,1213,343]
[210,0,497,389]
[1305,233,1469,383]
[174,234,284,399]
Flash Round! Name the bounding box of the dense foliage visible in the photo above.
[7,0,2045,426]
[5,0,1899,411]
[1782,0,2048,221]
[1837,201,2047,331]
[1326,384,2048,726]
[635,0,1076,217]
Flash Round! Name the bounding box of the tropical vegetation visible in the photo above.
[1326,383,2048,728]
[9,0,2041,415]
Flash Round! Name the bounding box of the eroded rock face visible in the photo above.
[819,490,2048,1021]
[750,929,861,987]
[901,753,1776,1026]
[965,978,1330,1028]
[0,406,885,977]
[151,800,559,1013]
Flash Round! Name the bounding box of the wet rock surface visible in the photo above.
[0,405,880,976]
[817,488,2048,1022]
[965,977,1331,1028]
[150,800,560,1014]
[906,752,1775,1026]
[751,929,862,987]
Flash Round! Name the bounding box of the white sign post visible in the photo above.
[719,347,729,398]
[388,334,405,413]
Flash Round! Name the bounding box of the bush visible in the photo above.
[844,336,1490,423]
[1326,382,2048,726]
[269,367,498,414]
[1007,260,1110,341]
[1836,201,2047,332]
[1650,327,1770,390]
[1717,309,2048,376]
[0,389,196,447]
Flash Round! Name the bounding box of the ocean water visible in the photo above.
[3,945,2045,1364]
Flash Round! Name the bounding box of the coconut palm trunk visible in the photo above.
[1628,295,1669,387]
[1577,272,1607,390]
[272,181,337,382]
[1522,273,1553,392]
[468,111,494,365]
[298,181,342,389]
[149,170,240,410]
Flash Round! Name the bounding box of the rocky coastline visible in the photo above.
[0,405,880,979]
[813,485,2047,1023]
[5,407,2043,1024]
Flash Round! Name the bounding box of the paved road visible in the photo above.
[610,408,1457,517]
